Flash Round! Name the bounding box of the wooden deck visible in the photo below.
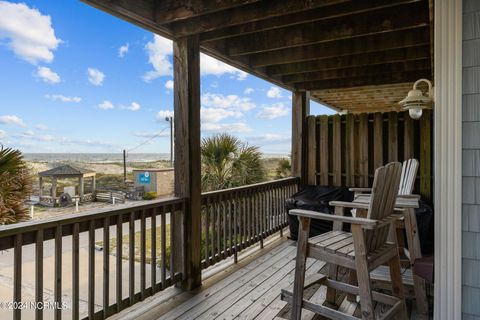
[110,234,429,320]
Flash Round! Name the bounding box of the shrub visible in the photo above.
[143,191,157,200]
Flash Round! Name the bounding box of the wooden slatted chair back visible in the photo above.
[398,158,419,195]
[365,162,402,252]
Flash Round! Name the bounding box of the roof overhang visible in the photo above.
[81,0,433,113]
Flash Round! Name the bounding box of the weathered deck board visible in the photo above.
[110,234,428,320]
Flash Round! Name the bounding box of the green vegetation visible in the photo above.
[275,158,292,178]
[0,147,32,224]
[201,133,265,192]
[143,191,157,200]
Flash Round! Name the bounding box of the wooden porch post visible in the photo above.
[173,34,202,290]
[292,91,310,185]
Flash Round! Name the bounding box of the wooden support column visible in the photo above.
[291,91,310,184]
[173,34,201,290]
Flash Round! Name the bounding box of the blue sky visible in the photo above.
[0,0,335,154]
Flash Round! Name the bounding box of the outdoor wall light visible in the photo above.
[398,78,434,120]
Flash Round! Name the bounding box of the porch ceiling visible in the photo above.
[82,0,433,113]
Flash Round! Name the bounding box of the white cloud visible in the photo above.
[125,102,140,111]
[37,134,54,141]
[165,80,174,90]
[244,87,254,94]
[200,53,247,80]
[201,107,242,123]
[246,133,290,144]
[36,66,60,83]
[0,1,61,64]
[142,34,249,82]
[98,100,114,110]
[87,68,105,86]
[23,130,34,136]
[143,35,173,82]
[257,103,289,120]
[156,110,174,121]
[203,122,251,133]
[0,129,6,139]
[201,93,255,111]
[0,115,26,127]
[118,43,129,58]
[36,124,48,130]
[266,86,282,98]
[45,94,81,103]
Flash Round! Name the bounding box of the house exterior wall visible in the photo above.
[463,1,480,318]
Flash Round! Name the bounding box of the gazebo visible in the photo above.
[38,164,96,205]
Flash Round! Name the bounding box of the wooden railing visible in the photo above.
[0,197,185,320]
[200,177,300,269]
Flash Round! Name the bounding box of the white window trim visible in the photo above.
[434,0,463,318]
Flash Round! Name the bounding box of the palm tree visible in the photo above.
[201,133,265,191]
[0,147,32,224]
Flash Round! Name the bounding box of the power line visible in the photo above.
[127,126,169,153]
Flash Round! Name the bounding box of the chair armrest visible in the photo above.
[397,194,421,199]
[329,201,370,210]
[349,187,372,193]
[289,209,379,229]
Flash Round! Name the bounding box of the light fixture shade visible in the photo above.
[398,89,432,105]
[399,79,434,119]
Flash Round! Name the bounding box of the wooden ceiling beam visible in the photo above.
[81,0,173,38]
[295,69,431,90]
[266,45,430,76]
[155,0,261,24]
[282,59,431,84]
[249,26,429,67]
[225,1,428,56]
[170,0,349,37]
[200,0,421,42]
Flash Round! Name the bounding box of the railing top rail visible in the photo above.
[201,177,300,197]
[0,196,185,238]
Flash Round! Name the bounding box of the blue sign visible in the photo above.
[138,172,151,184]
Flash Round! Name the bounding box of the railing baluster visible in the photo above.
[88,220,95,319]
[13,233,22,320]
[129,211,135,306]
[54,225,62,320]
[169,205,176,282]
[216,197,220,262]
[151,208,157,293]
[116,215,122,312]
[140,210,146,300]
[160,206,166,289]
[227,193,232,256]
[205,196,210,265]
[72,223,79,320]
[233,191,238,263]
[36,230,43,320]
[222,195,227,258]
[103,216,110,318]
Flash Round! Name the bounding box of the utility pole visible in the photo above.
[165,116,173,167]
[123,149,127,182]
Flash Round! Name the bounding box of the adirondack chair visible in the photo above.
[282,162,407,320]
[350,159,429,314]
[350,158,419,197]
